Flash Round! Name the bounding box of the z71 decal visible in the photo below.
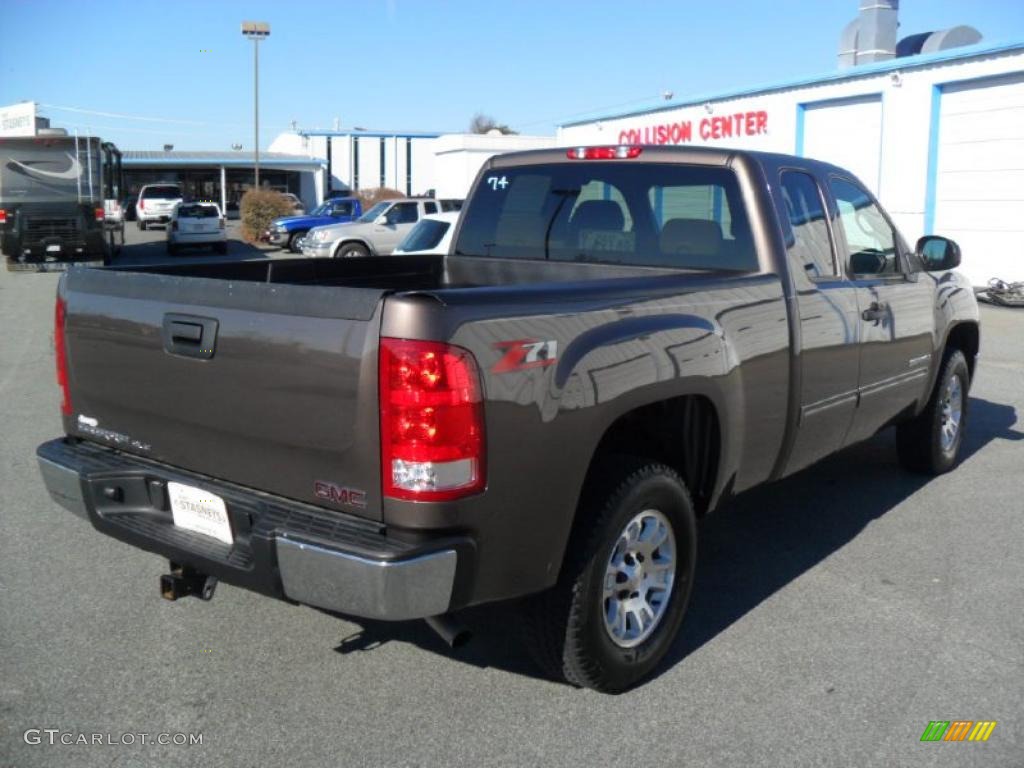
[492,339,558,373]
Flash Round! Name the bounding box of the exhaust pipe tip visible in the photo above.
[425,614,472,649]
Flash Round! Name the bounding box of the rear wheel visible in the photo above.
[335,242,369,259]
[896,349,969,474]
[521,459,697,693]
[138,220,147,231]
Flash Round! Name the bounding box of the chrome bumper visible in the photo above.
[276,537,456,620]
[36,443,459,621]
[302,242,332,258]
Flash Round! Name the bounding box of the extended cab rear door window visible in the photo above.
[456,163,757,271]
[779,170,837,278]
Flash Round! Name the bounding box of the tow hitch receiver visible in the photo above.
[160,562,218,602]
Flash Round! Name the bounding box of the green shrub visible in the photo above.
[240,189,294,243]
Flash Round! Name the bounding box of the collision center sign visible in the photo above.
[617,109,769,145]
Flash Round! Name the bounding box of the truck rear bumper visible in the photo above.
[36,438,468,621]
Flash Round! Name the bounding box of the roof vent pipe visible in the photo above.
[839,0,900,68]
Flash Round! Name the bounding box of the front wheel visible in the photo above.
[286,231,307,253]
[897,349,970,474]
[334,242,369,259]
[521,459,697,693]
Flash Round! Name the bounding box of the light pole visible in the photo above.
[240,21,270,190]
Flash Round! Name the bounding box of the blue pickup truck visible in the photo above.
[265,196,362,252]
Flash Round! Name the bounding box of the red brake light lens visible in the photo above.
[94,207,104,222]
[566,145,643,160]
[380,338,485,501]
[55,297,72,416]
[138,199,144,210]
[0,209,7,224]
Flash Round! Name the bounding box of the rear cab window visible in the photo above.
[177,204,219,218]
[456,162,757,271]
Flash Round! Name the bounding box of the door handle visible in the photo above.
[861,301,888,323]
[162,313,218,359]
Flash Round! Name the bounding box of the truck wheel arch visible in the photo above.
[334,238,374,258]
[545,391,730,587]
[582,393,726,517]
[943,322,980,381]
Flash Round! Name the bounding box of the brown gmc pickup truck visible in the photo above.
[37,146,979,692]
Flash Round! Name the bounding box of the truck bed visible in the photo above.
[60,254,706,524]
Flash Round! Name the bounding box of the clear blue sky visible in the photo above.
[2,0,1023,151]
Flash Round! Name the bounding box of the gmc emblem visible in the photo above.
[314,480,367,508]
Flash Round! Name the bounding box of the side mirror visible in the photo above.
[849,250,886,275]
[916,235,961,271]
[375,214,390,226]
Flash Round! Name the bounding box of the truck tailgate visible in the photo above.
[60,268,384,520]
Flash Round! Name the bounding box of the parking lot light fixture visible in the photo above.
[240,21,270,189]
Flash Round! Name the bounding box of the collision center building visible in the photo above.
[558,40,1024,286]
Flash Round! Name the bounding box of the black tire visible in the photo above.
[287,231,307,253]
[896,349,970,474]
[138,220,147,231]
[521,458,698,693]
[335,242,370,259]
[166,242,178,256]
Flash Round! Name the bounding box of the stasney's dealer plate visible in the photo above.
[168,482,233,545]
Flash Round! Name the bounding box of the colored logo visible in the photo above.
[492,339,558,373]
[920,721,997,742]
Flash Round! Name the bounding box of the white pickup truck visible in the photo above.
[301,198,441,258]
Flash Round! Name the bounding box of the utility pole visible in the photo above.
[241,21,270,190]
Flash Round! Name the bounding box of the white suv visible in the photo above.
[136,183,183,230]
[167,202,227,255]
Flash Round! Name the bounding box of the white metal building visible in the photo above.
[558,40,1024,286]
[430,133,556,198]
[270,130,441,198]
[269,129,554,201]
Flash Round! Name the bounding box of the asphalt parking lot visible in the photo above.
[1,232,1022,767]
[111,218,281,267]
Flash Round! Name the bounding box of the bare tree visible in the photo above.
[469,112,519,135]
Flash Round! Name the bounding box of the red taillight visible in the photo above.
[379,338,485,501]
[566,145,643,160]
[138,199,145,210]
[94,207,104,222]
[0,209,7,224]
[55,297,72,416]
